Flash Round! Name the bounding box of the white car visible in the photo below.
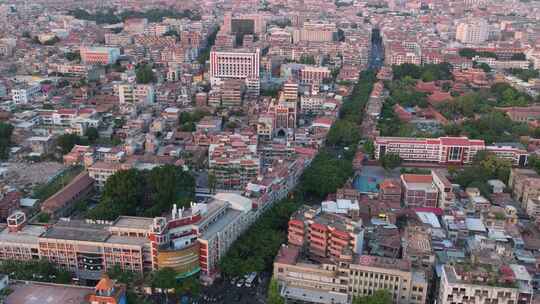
[236,279,244,287]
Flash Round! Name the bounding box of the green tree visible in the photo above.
[461,111,528,144]
[151,267,177,303]
[89,166,195,220]
[267,278,285,304]
[65,51,81,61]
[453,151,512,196]
[175,276,201,296]
[327,120,360,146]
[528,155,540,174]
[85,127,99,143]
[144,165,195,217]
[380,153,402,171]
[507,68,539,82]
[363,139,375,158]
[353,289,392,304]
[0,122,14,160]
[261,87,280,98]
[37,212,51,223]
[107,264,139,285]
[56,133,86,155]
[299,54,316,65]
[392,63,422,80]
[88,169,145,220]
[475,62,491,73]
[0,260,72,284]
[136,64,156,84]
[459,48,477,59]
[421,69,436,82]
[219,196,300,277]
[302,151,354,198]
[163,29,179,37]
[126,291,152,304]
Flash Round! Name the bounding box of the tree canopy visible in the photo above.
[507,68,539,82]
[151,267,177,290]
[327,120,360,146]
[88,165,195,220]
[299,54,316,65]
[380,152,402,171]
[56,133,88,155]
[340,70,377,122]
[0,122,14,160]
[178,109,210,132]
[267,278,285,304]
[392,63,452,81]
[474,62,491,73]
[69,8,201,24]
[452,151,512,196]
[64,51,81,62]
[302,151,354,198]
[353,290,392,304]
[436,83,533,122]
[459,111,529,144]
[136,64,156,84]
[85,127,99,143]
[220,64,377,279]
[458,48,497,59]
[0,260,71,284]
[363,139,375,158]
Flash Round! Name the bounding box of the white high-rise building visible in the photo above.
[456,18,489,44]
[209,48,260,94]
[11,84,41,104]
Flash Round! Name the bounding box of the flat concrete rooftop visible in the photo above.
[41,225,110,243]
[6,282,93,304]
[113,216,154,230]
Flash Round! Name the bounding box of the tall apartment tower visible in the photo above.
[210,48,260,94]
[456,18,489,44]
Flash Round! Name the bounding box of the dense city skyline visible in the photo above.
[0,0,539,303]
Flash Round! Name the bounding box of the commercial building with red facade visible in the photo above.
[80,47,120,65]
[375,136,528,166]
[287,206,364,262]
[401,174,439,208]
[0,193,256,283]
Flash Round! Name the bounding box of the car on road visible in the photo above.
[236,279,244,287]
[244,272,257,288]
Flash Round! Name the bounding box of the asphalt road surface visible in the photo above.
[194,273,270,304]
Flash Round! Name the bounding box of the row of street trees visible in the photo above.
[106,264,200,303]
[266,71,394,304]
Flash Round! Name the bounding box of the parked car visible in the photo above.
[244,272,257,288]
[236,279,244,287]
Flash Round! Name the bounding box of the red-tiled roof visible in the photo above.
[41,173,94,214]
[440,137,480,146]
[401,174,433,184]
